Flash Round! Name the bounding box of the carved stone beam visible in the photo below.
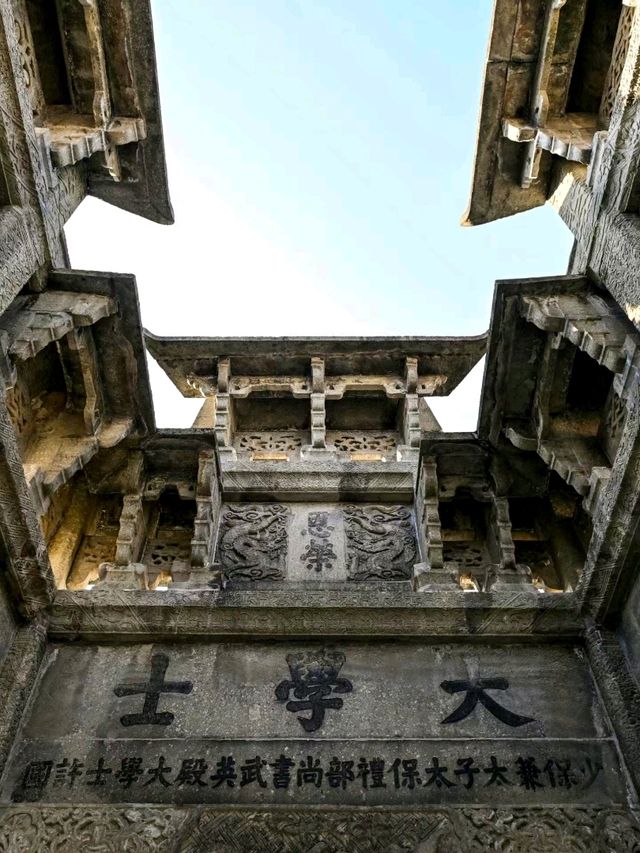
[324,375,406,399]
[4,291,116,362]
[413,457,456,592]
[515,0,568,187]
[214,358,234,457]
[519,293,628,373]
[73,0,121,179]
[42,118,146,172]
[229,376,311,397]
[310,357,326,449]
[401,357,420,450]
[77,0,112,127]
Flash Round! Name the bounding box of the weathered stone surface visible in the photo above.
[47,586,584,640]
[0,805,639,852]
[1,642,627,808]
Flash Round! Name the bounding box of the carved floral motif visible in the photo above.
[0,806,638,852]
[344,505,416,581]
[217,504,289,581]
[328,431,397,453]
[235,432,303,453]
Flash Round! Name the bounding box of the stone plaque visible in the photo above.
[1,642,628,807]
[216,503,417,582]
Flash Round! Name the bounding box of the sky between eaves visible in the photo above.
[65,0,573,429]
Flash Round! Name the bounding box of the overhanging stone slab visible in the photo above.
[47,589,583,641]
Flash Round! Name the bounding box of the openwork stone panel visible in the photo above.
[328,431,398,454]
[234,432,304,454]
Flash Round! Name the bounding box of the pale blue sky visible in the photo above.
[66,0,573,428]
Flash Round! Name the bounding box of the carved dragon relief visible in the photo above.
[344,505,416,581]
[216,504,289,581]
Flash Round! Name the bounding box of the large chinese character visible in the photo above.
[275,650,353,732]
[114,653,193,727]
[300,512,337,573]
[440,678,535,727]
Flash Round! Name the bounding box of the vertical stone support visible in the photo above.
[585,624,640,797]
[47,482,89,588]
[100,491,148,588]
[413,457,454,591]
[485,496,532,590]
[214,358,234,458]
[113,495,145,566]
[402,357,420,450]
[0,0,69,268]
[190,449,221,570]
[0,399,54,616]
[519,0,568,188]
[310,357,326,450]
[0,619,47,780]
[65,326,105,435]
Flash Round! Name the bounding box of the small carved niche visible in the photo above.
[234,398,310,432]
[24,0,71,118]
[508,492,585,592]
[141,487,197,587]
[66,495,122,589]
[8,340,88,463]
[37,468,122,589]
[439,492,492,582]
[566,0,630,128]
[550,344,618,464]
[326,393,401,432]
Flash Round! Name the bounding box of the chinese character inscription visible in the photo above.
[275,650,353,732]
[440,678,535,728]
[113,653,193,727]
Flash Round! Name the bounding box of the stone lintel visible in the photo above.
[47,588,582,641]
[221,460,417,502]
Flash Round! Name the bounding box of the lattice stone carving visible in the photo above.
[329,431,397,453]
[217,504,289,581]
[600,4,635,127]
[600,388,627,463]
[344,505,416,581]
[235,432,303,453]
[443,542,489,571]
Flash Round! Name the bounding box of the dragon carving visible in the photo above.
[344,505,416,581]
[217,504,289,581]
